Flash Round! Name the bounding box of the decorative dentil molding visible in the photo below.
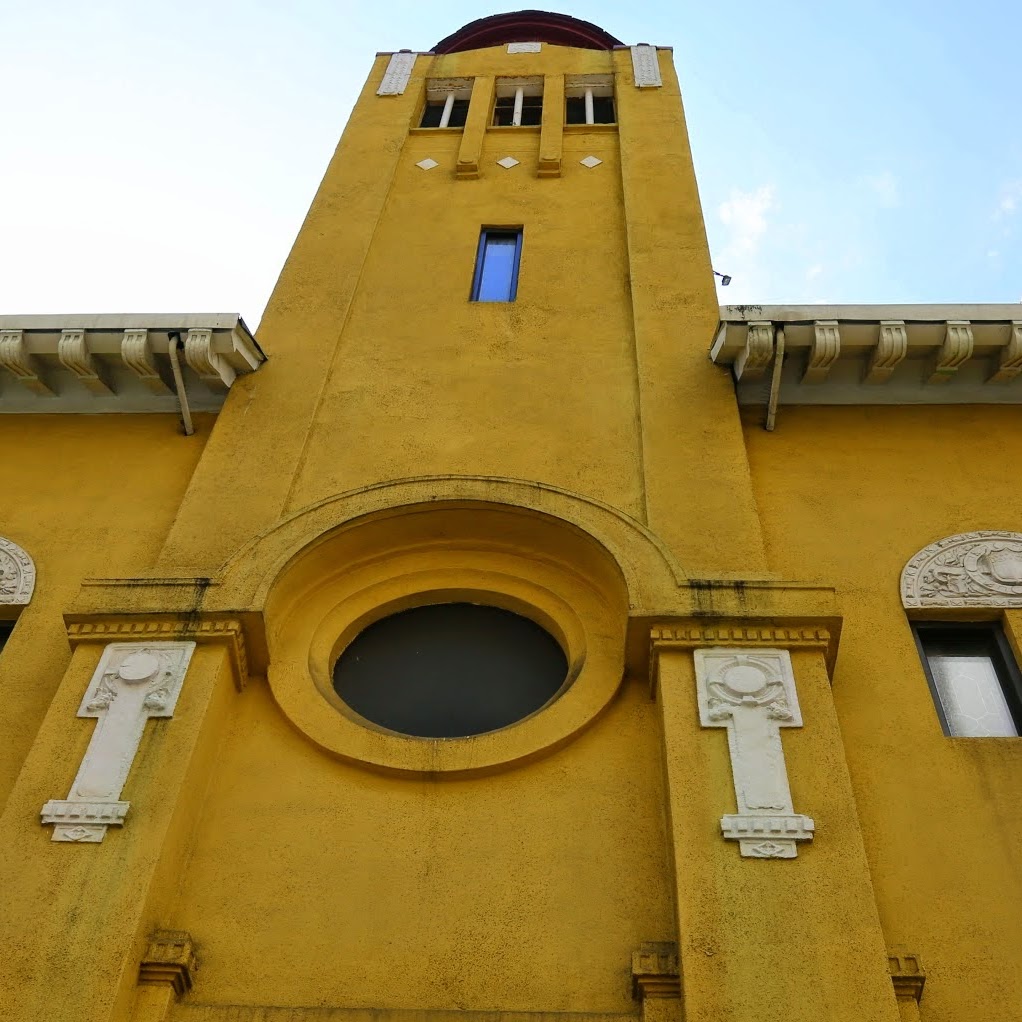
[864,320,907,383]
[803,320,840,383]
[41,642,195,842]
[694,648,814,858]
[630,44,663,88]
[734,321,774,380]
[66,616,249,690]
[0,329,53,395]
[901,531,1022,607]
[0,536,36,605]
[184,327,236,390]
[58,328,113,395]
[139,930,197,996]
[888,952,925,1002]
[927,320,973,384]
[122,328,171,394]
[631,942,680,1000]
[377,52,416,95]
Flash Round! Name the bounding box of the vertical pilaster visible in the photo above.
[0,626,241,1022]
[456,75,495,180]
[538,74,564,177]
[651,628,901,1022]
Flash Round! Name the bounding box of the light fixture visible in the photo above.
[713,270,732,286]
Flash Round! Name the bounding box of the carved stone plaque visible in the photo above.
[377,52,416,96]
[41,642,195,842]
[630,44,662,88]
[901,531,1022,607]
[694,648,815,858]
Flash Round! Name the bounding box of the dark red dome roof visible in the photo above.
[433,10,622,54]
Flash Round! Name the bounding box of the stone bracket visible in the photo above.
[0,328,53,395]
[694,648,815,859]
[888,951,925,1002]
[864,321,907,383]
[58,329,113,395]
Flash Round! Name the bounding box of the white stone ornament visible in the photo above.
[507,42,541,53]
[415,158,438,171]
[694,648,815,859]
[902,531,1022,608]
[41,642,195,842]
[497,156,520,169]
[0,536,35,605]
[630,44,662,88]
[579,156,602,168]
[376,52,416,96]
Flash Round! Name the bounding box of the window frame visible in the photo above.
[564,76,616,125]
[419,77,473,130]
[492,77,543,127]
[470,227,524,303]
[912,620,1022,736]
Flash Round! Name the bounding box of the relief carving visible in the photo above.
[901,531,1022,607]
[0,536,36,605]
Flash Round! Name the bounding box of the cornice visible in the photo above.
[0,315,263,413]
[712,305,1022,405]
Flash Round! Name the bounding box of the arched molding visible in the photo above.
[216,475,685,612]
[901,531,1022,608]
[0,536,36,606]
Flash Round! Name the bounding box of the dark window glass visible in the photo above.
[447,99,469,127]
[565,97,586,124]
[0,621,13,656]
[592,96,615,123]
[420,101,445,128]
[333,603,568,738]
[471,228,522,302]
[912,622,1022,737]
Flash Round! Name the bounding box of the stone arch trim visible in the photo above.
[217,475,685,612]
[901,530,1022,608]
[0,536,36,606]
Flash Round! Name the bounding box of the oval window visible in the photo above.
[333,603,568,738]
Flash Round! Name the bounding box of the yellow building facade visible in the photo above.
[1,11,1020,1022]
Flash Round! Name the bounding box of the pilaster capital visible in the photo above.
[888,951,925,1002]
[139,930,197,996]
[631,942,680,999]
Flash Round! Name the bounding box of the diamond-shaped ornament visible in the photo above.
[579,156,602,169]
[415,158,438,171]
[497,156,520,169]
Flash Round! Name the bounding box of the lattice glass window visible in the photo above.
[914,623,1022,737]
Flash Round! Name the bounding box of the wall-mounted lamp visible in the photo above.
[713,271,732,286]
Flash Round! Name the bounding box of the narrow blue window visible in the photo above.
[470,228,523,302]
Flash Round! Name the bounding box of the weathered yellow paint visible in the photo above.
[0,24,1018,1022]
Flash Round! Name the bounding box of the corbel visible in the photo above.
[927,320,973,384]
[537,74,564,178]
[989,321,1022,382]
[865,320,907,383]
[888,951,925,1018]
[58,329,113,395]
[184,328,236,389]
[0,328,53,395]
[139,930,197,995]
[802,320,840,383]
[734,321,774,380]
[122,329,171,394]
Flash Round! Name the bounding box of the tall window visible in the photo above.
[420,78,472,128]
[913,622,1022,737]
[493,78,543,126]
[470,229,523,302]
[565,77,615,124]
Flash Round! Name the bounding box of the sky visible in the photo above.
[2,0,1020,328]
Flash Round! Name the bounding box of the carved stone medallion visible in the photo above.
[901,531,1022,607]
[0,536,36,605]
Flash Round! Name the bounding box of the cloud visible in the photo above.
[863,171,899,207]
[718,185,774,256]
[996,180,1022,218]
